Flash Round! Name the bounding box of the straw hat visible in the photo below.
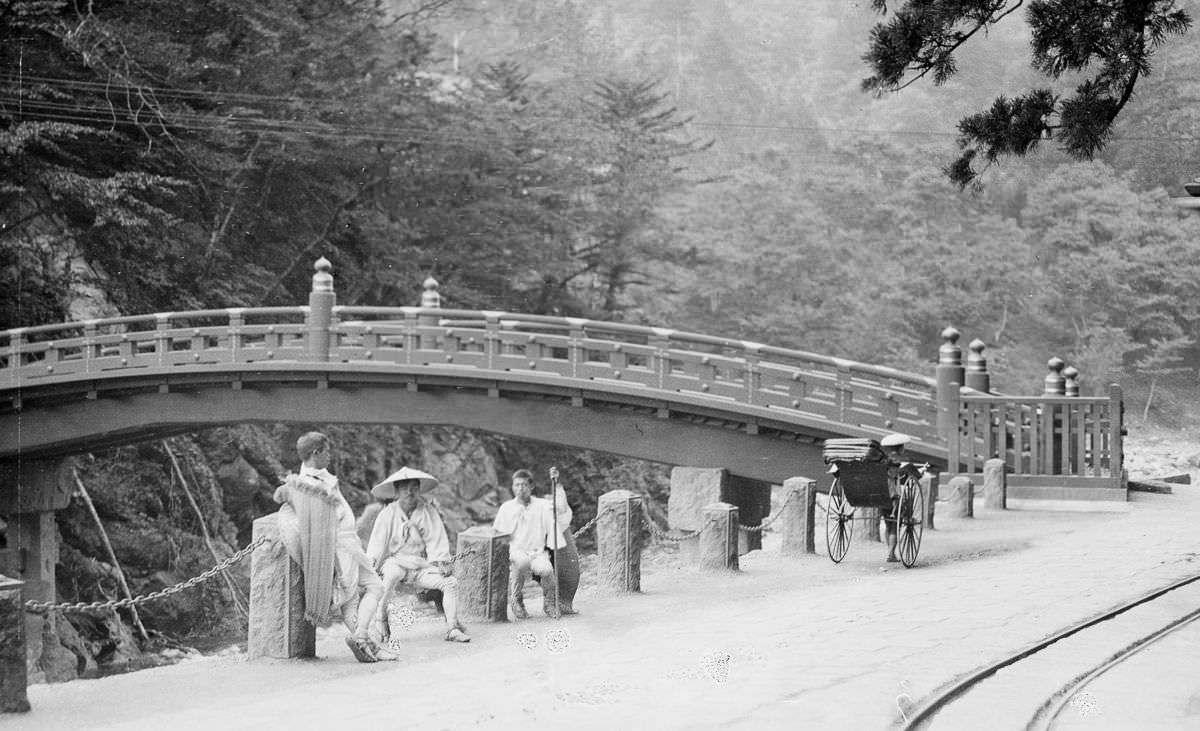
[371,467,440,499]
[880,433,912,448]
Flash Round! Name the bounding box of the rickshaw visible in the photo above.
[821,435,928,568]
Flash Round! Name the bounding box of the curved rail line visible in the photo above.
[898,572,1200,729]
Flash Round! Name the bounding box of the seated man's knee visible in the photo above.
[511,553,533,572]
[531,555,553,578]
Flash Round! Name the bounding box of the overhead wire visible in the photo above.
[3,71,1198,145]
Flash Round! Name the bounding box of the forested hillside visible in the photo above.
[4,0,1199,679]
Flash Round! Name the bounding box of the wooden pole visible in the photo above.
[548,468,561,619]
[72,470,150,642]
[162,441,248,618]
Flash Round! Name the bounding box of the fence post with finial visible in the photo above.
[965,339,990,393]
[936,327,964,443]
[418,276,441,353]
[1063,366,1079,397]
[1042,357,1065,474]
[306,257,335,362]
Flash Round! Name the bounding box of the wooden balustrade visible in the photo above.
[0,303,941,444]
[948,385,1124,490]
[0,259,1126,495]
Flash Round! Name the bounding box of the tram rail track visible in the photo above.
[897,572,1200,730]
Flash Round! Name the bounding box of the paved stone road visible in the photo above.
[9,485,1200,730]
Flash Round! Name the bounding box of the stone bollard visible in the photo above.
[248,514,315,660]
[946,476,974,518]
[921,473,938,530]
[597,490,642,592]
[454,527,510,622]
[0,575,30,713]
[698,503,739,571]
[983,458,1007,510]
[780,477,816,556]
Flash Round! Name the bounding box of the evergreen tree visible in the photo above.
[861,0,1193,189]
[577,77,710,316]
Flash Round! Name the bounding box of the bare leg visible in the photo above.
[414,571,468,641]
[372,566,405,639]
[509,551,533,619]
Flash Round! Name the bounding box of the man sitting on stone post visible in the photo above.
[492,468,567,619]
[273,431,385,663]
[366,467,471,648]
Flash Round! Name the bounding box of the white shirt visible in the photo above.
[493,496,566,553]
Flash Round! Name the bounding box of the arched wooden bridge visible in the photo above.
[0,260,1122,494]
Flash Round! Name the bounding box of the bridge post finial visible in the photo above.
[420,277,441,309]
[307,257,336,362]
[935,327,964,441]
[1044,357,1066,396]
[965,338,990,393]
[1063,365,1079,397]
[418,277,441,351]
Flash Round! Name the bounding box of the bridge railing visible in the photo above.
[946,386,1124,490]
[2,308,311,382]
[1,303,940,444]
[334,306,940,441]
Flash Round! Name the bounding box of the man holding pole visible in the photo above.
[492,469,568,619]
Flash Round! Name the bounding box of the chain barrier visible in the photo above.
[23,536,268,614]
[570,508,608,540]
[448,546,477,564]
[737,488,798,533]
[639,502,710,543]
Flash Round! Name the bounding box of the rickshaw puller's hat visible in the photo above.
[880,433,912,448]
[372,467,440,499]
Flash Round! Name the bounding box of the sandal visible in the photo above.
[375,638,403,661]
[444,626,471,643]
[346,636,379,663]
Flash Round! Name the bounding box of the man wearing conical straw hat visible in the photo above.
[366,466,471,650]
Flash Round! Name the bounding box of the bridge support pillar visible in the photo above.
[454,527,510,622]
[1,457,73,677]
[0,575,30,713]
[779,477,816,556]
[699,503,739,572]
[728,476,770,554]
[247,514,315,660]
[946,476,974,518]
[669,467,768,556]
[596,491,642,592]
[983,458,1007,510]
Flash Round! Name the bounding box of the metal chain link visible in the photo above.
[24,537,268,614]
[570,509,608,539]
[448,546,477,564]
[738,488,798,533]
[640,502,710,543]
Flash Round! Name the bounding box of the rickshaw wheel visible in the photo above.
[897,476,924,568]
[825,477,853,563]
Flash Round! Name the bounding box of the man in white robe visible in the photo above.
[273,431,384,663]
[367,476,470,646]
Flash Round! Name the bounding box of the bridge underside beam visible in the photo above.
[0,382,830,486]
